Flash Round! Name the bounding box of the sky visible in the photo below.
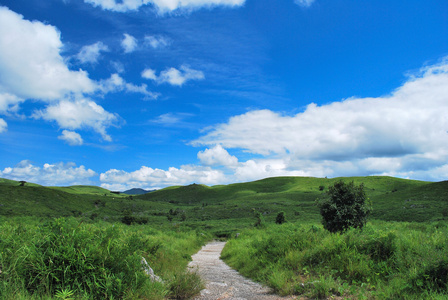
[0,0,447,190]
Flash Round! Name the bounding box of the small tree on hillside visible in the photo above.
[275,211,286,224]
[318,180,370,233]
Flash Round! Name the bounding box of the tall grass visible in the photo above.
[221,221,448,299]
[0,217,209,299]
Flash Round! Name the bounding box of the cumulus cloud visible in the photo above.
[0,118,6,133]
[0,160,96,186]
[0,7,122,142]
[58,130,84,146]
[100,165,226,191]
[34,98,119,141]
[141,68,157,80]
[143,65,204,86]
[294,0,316,7]
[192,58,448,182]
[0,7,95,101]
[198,145,238,167]
[84,0,245,14]
[0,93,23,115]
[121,33,138,53]
[76,41,109,64]
[145,35,170,49]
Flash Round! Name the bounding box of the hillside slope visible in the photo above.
[1,176,446,229]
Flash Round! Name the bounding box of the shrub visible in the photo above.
[318,180,370,233]
[167,271,204,299]
[275,211,287,224]
[253,210,265,228]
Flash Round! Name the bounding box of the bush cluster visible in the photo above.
[222,221,448,299]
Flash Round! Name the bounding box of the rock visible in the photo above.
[141,257,162,282]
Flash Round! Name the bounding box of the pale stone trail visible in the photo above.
[188,241,296,300]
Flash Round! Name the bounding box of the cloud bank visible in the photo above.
[192,58,448,182]
[84,0,246,14]
[0,161,96,186]
[89,57,448,190]
[100,165,226,191]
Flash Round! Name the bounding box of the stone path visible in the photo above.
[188,241,296,300]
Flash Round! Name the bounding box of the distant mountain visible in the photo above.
[122,188,155,195]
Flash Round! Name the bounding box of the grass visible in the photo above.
[1,175,447,299]
[0,217,210,299]
[221,221,448,299]
[1,176,446,235]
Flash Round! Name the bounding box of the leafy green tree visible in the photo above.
[275,211,286,224]
[318,180,370,233]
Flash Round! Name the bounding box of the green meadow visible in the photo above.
[0,176,447,299]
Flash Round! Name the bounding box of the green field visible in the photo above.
[0,175,447,299]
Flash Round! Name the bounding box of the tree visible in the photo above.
[275,211,286,224]
[318,180,370,233]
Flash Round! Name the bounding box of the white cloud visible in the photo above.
[233,159,309,182]
[145,65,204,86]
[58,130,84,146]
[76,41,109,64]
[99,73,159,99]
[34,98,119,141]
[0,93,23,114]
[100,164,226,190]
[0,118,6,133]
[0,160,97,186]
[0,7,95,101]
[294,0,316,7]
[121,33,138,53]
[84,0,245,14]
[152,113,182,125]
[198,145,238,167]
[192,58,448,182]
[141,68,157,80]
[144,35,170,49]
[0,7,122,142]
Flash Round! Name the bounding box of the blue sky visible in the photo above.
[0,0,447,190]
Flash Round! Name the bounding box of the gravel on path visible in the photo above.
[188,241,297,300]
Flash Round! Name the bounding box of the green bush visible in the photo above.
[275,211,286,224]
[318,180,370,233]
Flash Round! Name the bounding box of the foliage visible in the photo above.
[221,221,448,299]
[275,211,286,224]
[0,217,210,299]
[318,180,370,233]
[167,271,204,299]
[253,210,265,228]
[121,209,148,225]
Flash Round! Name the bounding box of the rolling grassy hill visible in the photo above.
[0,176,446,234]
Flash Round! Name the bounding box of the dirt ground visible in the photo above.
[188,241,297,300]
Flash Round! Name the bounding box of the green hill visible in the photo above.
[137,176,437,224]
[1,176,446,234]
